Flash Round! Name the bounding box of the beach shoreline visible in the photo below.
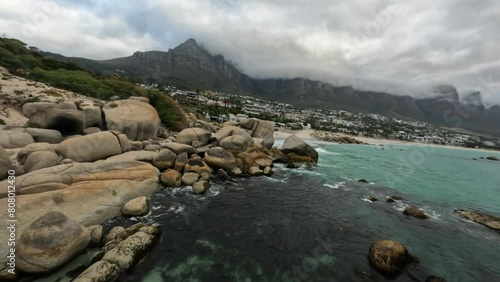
[274,128,500,154]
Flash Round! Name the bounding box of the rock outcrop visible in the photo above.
[55,131,127,162]
[281,134,319,163]
[455,210,500,231]
[29,108,86,135]
[368,240,415,277]
[103,100,160,141]
[403,206,429,219]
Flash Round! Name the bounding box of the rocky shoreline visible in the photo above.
[0,93,321,280]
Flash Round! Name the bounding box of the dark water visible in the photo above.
[105,143,500,282]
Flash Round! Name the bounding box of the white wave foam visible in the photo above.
[316,148,340,155]
[323,183,340,189]
[168,204,185,214]
[361,198,374,203]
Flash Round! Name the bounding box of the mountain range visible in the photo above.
[42,39,500,137]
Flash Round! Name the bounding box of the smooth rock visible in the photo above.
[73,260,120,282]
[192,180,210,194]
[0,145,13,180]
[17,211,90,273]
[23,151,59,173]
[144,144,160,151]
[152,149,177,171]
[248,166,262,176]
[81,104,102,127]
[220,135,251,152]
[103,100,160,141]
[17,142,56,165]
[88,225,103,246]
[122,196,148,216]
[0,131,35,149]
[82,127,101,135]
[29,108,86,135]
[26,128,63,144]
[216,169,231,181]
[161,142,196,155]
[56,131,123,162]
[160,169,182,187]
[105,151,157,163]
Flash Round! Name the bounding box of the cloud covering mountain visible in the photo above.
[1,0,499,104]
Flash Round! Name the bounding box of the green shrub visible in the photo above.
[0,118,5,125]
[147,90,188,131]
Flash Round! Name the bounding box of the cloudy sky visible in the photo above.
[1,0,499,104]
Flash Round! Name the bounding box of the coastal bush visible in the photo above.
[0,118,5,125]
[147,90,188,131]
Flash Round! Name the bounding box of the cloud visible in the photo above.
[0,0,499,104]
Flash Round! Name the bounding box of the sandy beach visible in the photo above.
[275,128,500,153]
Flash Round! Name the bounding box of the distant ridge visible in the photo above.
[42,39,500,137]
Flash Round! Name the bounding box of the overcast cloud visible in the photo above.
[1,0,499,104]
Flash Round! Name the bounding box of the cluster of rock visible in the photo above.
[312,131,364,144]
[0,95,319,279]
[454,210,500,231]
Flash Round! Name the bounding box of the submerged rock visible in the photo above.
[358,179,369,183]
[367,196,378,202]
[486,156,499,161]
[426,275,447,282]
[73,260,120,282]
[403,206,429,219]
[455,210,500,231]
[368,239,415,277]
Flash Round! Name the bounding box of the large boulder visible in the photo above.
[29,108,86,135]
[0,131,35,149]
[17,211,90,273]
[455,210,500,231]
[23,151,59,173]
[176,128,212,147]
[204,147,236,170]
[26,128,63,144]
[181,172,200,185]
[403,206,429,219]
[56,131,124,162]
[281,135,318,163]
[103,100,160,141]
[160,169,182,187]
[22,102,77,117]
[368,240,415,277]
[220,135,251,152]
[121,196,148,216]
[152,149,177,171]
[214,126,253,144]
[239,119,274,148]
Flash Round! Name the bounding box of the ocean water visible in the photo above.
[113,142,500,282]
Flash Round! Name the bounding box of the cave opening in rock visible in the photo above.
[47,116,83,135]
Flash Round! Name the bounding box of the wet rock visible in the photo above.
[121,196,148,216]
[88,225,103,247]
[390,195,404,200]
[17,211,90,273]
[368,239,415,277]
[56,131,123,162]
[263,166,273,176]
[229,166,242,177]
[286,153,316,168]
[26,128,63,144]
[248,166,262,176]
[181,172,200,185]
[455,209,500,231]
[160,169,182,187]
[386,198,396,203]
[367,196,378,202]
[193,180,210,194]
[403,206,429,219]
[103,99,160,141]
[102,227,128,252]
[101,231,155,271]
[216,169,231,181]
[486,156,499,161]
[358,179,369,183]
[73,260,120,282]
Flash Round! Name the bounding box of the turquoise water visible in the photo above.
[113,143,500,282]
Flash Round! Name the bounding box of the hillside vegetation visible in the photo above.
[0,37,187,131]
